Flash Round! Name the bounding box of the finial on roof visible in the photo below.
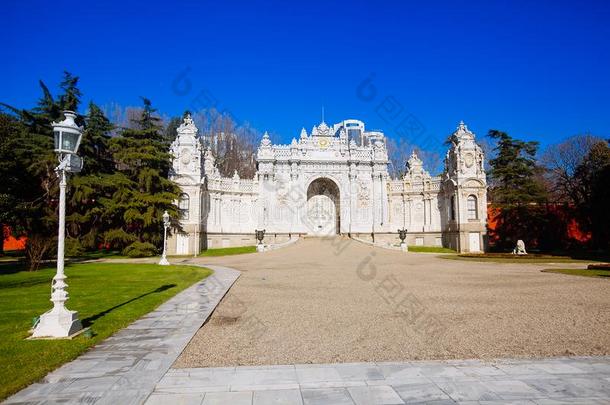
[177,112,197,135]
[453,120,475,140]
[260,131,271,147]
[300,127,307,138]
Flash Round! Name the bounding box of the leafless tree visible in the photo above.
[191,108,258,178]
[104,104,259,178]
[386,136,442,178]
[541,134,603,204]
[102,103,145,134]
[25,234,54,271]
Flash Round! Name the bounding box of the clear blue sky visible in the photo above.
[3,0,609,155]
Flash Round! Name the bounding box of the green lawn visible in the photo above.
[198,245,257,257]
[542,268,610,278]
[0,262,211,401]
[441,254,598,264]
[407,246,456,253]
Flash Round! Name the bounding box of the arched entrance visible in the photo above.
[306,178,340,236]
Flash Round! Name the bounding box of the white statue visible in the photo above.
[512,240,527,255]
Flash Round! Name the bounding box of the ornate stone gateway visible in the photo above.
[306,178,340,235]
[169,116,489,253]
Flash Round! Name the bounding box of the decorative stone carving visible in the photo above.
[512,240,527,255]
[260,131,272,147]
[170,114,203,183]
[357,180,370,208]
[169,116,488,254]
[313,120,331,136]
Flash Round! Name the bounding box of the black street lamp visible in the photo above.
[255,229,266,252]
[398,228,408,252]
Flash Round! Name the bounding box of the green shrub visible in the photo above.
[122,242,157,258]
[65,238,85,257]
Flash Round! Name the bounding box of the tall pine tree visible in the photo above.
[104,98,180,256]
[487,130,548,250]
[66,102,115,252]
[79,102,114,174]
[58,71,82,112]
[488,130,546,204]
[573,141,610,249]
[0,73,75,268]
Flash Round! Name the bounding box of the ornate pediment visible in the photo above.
[451,120,475,142]
[404,151,429,179]
[463,178,485,188]
[312,120,332,137]
[177,113,198,136]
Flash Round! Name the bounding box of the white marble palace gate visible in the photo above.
[168,116,487,253]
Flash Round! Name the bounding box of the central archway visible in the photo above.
[306,177,340,236]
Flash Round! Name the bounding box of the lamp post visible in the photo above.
[159,211,170,265]
[398,228,408,252]
[255,229,266,252]
[32,111,84,338]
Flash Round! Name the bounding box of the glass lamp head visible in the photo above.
[52,111,83,155]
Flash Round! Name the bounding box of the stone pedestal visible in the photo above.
[32,307,82,338]
[256,244,265,252]
[400,242,408,252]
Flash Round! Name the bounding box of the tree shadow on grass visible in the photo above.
[0,262,55,289]
[82,284,176,328]
[0,260,29,275]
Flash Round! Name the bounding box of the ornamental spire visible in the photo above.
[453,120,474,140]
[260,131,272,147]
[177,112,198,137]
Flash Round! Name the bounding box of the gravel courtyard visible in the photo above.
[175,237,610,368]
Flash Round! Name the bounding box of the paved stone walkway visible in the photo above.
[4,265,240,405]
[149,357,610,404]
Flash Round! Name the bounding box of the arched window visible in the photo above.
[179,193,190,220]
[467,195,478,220]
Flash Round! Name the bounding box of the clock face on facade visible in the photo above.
[318,138,329,149]
[181,149,192,165]
[464,153,474,168]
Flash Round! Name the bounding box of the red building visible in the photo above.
[2,226,26,251]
